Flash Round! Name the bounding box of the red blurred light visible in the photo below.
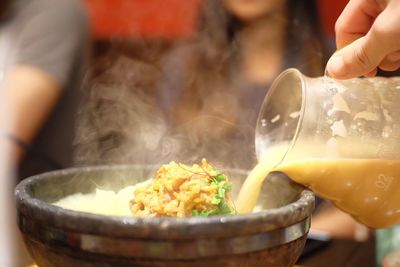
[83,0,202,39]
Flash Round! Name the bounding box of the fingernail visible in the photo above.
[327,55,347,78]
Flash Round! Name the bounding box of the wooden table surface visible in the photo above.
[27,239,375,267]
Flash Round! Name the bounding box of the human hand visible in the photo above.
[326,0,400,79]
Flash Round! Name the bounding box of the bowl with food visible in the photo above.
[15,159,314,267]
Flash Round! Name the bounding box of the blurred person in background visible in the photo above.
[1,0,89,265]
[1,0,89,179]
[159,0,329,169]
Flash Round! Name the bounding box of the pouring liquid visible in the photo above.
[237,146,400,228]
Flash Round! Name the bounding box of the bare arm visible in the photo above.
[3,0,88,161]
[6,66,62,160]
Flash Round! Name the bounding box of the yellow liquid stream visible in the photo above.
[237,151,400,228]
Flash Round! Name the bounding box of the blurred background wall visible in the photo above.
[83,0,348,39]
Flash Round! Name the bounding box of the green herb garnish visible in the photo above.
[214,173,226,182]
[193,171,236,217]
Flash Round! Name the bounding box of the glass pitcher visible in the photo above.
[256,68,400,228]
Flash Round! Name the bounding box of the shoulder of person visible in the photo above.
[12,0,90,87]
[19,0,89,31]
[52,0,88,23]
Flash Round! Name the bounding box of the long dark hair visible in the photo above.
[0,0,12,21]
[285,0,329,75]
[189,0,328,74]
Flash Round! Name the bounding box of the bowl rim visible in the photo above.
[15,165,315,240]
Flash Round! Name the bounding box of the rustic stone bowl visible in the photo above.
[15,165,314,267]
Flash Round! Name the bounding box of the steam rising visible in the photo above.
[75,51,167,165]
[76,39,260,171]
[74,42,257,169]
[74,0,328,171]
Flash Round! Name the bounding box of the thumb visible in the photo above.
[326,35,385,79]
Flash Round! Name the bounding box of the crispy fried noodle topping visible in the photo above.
[130,159,235,217]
